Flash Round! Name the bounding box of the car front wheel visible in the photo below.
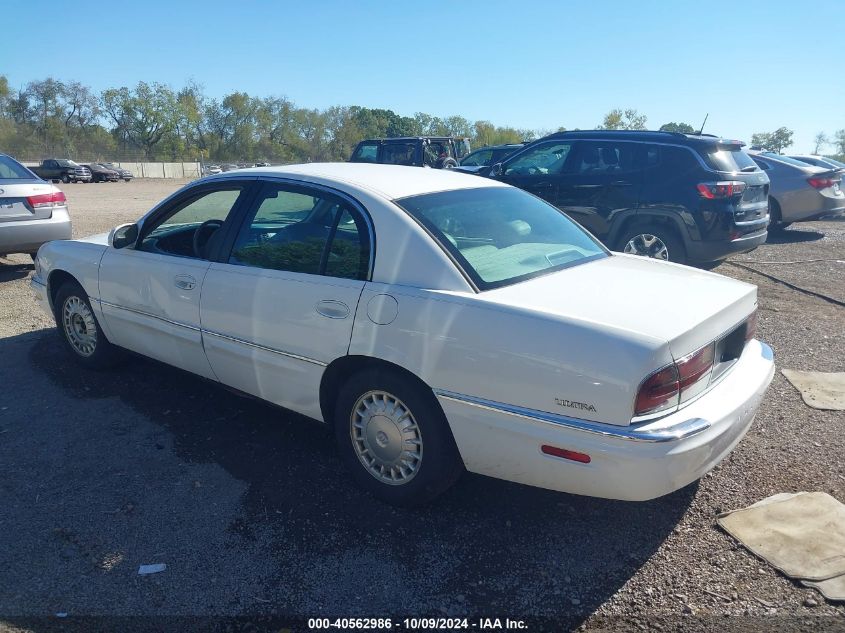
[334,369,463,506]
[54,281,123,369]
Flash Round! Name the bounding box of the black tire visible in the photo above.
[61,174,70,184]
[439,157,458,169]
[616,222,687,264]
[334,368,463,506]
[53,281,123,369]
[767,198,791,233]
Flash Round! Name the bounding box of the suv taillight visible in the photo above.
[807,177,837,190]
[697,181,747,199]
[26,191,67,209]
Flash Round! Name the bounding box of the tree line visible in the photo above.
[1,76,841,162]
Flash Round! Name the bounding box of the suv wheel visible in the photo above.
[61,174,70,184]
[617,223,686,264]
[334,368,463,506]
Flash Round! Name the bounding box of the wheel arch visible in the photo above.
[609,209,694,250]
[319,355,441,425]
[47,269,81,313]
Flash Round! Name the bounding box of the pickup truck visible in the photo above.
[29,159,92,183]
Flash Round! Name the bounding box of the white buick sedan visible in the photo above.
[32,164,775,505]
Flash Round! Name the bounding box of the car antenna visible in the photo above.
[697,113,709,135]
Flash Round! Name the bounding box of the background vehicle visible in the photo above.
[101,163,134,182]
[475,130,770,266]
[202,164,222,176]
[458,143,524,172]
[787,154,845,172]
[748,151,845,231]
[30,159,91,184]
[0,153,72,257]
[349,137,471,168]
[31,163,772,506]
[84,163,119,183]
[220,163,240,172]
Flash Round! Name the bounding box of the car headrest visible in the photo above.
[600,148,619,165]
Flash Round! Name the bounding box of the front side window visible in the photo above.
[504,141,572,176]
[461,149,493,167]
[352,142,378,163]
[139,188,244,258]
[396,187,607,290]
[229,185,370,279]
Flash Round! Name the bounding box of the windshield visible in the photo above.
[702,147,758,172]
[761,152,824,169]
[396,187,607,290]
[56,160,78,167]
[0,155,37,179]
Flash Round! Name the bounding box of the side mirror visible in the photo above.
[490,162,504,177]
[110,223,139,249]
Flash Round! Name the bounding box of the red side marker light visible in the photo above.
[541,445,591,463]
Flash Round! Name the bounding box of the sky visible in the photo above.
[2,0,842,153]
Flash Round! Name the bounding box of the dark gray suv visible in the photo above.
[476,130,770,266]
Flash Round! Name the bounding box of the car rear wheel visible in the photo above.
[767,198,792,233]
[334,368,463,506]
[617,223,687,264]
[54,281,123,369]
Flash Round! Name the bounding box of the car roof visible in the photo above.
[209,162,508,199]
[540,129,743,147]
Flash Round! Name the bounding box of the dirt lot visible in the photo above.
[0,179,843,631]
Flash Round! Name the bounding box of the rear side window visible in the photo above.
[701,148,758,172]
[573,141,639,174]
[0,156,35,179]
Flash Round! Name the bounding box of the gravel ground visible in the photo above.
[0,179,843,632]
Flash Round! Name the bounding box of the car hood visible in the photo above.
[479,253,757,359]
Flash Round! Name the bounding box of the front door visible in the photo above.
[556,141,643,239]
[98,182,255,378]
[496,140,574,206]
[200,181,372,421]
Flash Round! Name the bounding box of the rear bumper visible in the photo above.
[437,340,774,501]
[686,228,768,264]
[0,208,72,255]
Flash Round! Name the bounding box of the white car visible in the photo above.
[31,164,775,505]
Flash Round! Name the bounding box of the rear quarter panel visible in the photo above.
[349,283,671,426]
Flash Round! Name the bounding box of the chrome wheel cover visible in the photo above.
[62,296,97,357]
[350,390,423,485]
[623,233,669,260]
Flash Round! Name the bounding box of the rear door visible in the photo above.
[200,180,372,420]
[555,140,643,238]
[496,140,574,206]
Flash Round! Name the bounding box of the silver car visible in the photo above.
[749,151,845,230]
[787,154,845,172]
[0,154,72,258]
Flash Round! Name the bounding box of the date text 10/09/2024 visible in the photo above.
[307,618,528,630]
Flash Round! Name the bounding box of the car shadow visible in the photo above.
[23,331,695,625]
[0,261,33,282]
[765,227,824,244]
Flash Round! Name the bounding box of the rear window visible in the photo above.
[396,187,607,290]
[0,155,36,179]
[701,148,758,172]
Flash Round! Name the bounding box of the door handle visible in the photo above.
[315,300,350,319]
[611,180,633,187]
[174,274,196,290]
[573,184,602,189]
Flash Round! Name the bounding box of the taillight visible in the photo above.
[26,191,67,209]
[807,177,836,190]
[745,309,758,342]
[677,343,715,402]
[635,343,717,417]
[697,181,747,199]
[635,365,679,416]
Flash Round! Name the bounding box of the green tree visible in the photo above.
[834,129,845,156]
[102,82,179,159]
[750,127,794,153]
[813,132,829,154]
[600,108,647,130]
[659,122,695,134]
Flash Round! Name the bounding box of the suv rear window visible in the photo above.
[0,155,36,179]
[701,147,758,172]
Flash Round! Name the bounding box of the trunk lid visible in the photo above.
[480,254,757,359]
[0,181,60,223]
